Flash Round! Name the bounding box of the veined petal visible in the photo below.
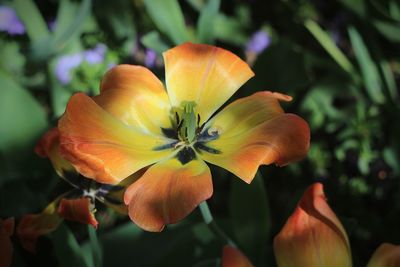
[58,93,173,184]
[17,201,62,253]
[222,246,254,267]
[124,158,213,232]
[367,243,400,267]
[273,183,352,267]
[199,92,310,183]
[58,198,98,228]
[95,65,172,135]
[163,42,254,124]
[0,218,14,267]
[35,128,76,177]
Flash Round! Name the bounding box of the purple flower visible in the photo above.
[84,44,106,64]
[0,6,25,35]
[144,49,157,68]
[245,30,271,54]
[55,53,83,85]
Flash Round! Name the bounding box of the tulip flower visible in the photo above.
[222,245,254,267]
[0,218,14,267]
[273,183,352,267]
[367,243,400,267]
[58,42,310,231]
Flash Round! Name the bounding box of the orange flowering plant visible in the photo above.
[57,42,310,232]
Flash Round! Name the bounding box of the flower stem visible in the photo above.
[199,201,236,247]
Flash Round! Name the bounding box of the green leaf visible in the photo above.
[304,20,356,78]
[0,41,25,77]
[141,31,170,54]
[88,226,102,267]
[348,26,385,104]
[0,72,47,157]
[143,0,189,45]
[229,172,270,262]
[373,20,400,43]
[380,60,398,102]
[196,0,221,43]
[213,14,248,45]
[52,223,89,267]
[339,0,366,16]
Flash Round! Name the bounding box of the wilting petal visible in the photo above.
[367,243,400,267]
[95,65,172,135]
[124,158,212,232]
[59,93,173,184]
[222,246,254,267]
[35,128,76,177]
[163,42,254,124]
[0,218,14,267]
[17,201,62,253]
[199,92,310,183]
[58,198,98,228]
[273,183,352,267]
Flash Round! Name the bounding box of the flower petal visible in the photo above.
[273,183,352,267]
[124,158,213,232]
[35,128,76,177]
[163,42,254,124]
[58,198,98,228]
[0,218,14,267]
[58,93,173,184]
[199,92,310,183]
[222,246,254,267]
[95,64,172,135]
[367,243,400,267]
[17,201,62,253]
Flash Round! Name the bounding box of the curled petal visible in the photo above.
[367,243,400,267]
[35,127,75,177]
[17,201,62,253]
[273,183,352,267]
[58,198,98,228]
[200,92,310,183]
[222,246,254,267]
[95,65,172,134]
[0,218,14,267]
[124,158,213,232]
[58,93,173,184]
[163,42,254,124]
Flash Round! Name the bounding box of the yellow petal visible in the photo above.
[273,183,352,267]
[124,158,213,232]
[58,93,173,184]
[198,92,310,183]
[163,42,254,124]
[367,243,400,267]
[95,64,172,135]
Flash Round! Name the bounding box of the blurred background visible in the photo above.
[0,0,399,266]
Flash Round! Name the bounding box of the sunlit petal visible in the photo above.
[59,93,173,184]
[273,183,352,267]
[95,64,172,135]
[367,243,400,267]
[124,158,212,232]
[163,42,254,124]
[199,92,310,183]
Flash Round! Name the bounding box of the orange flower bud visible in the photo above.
[367,243,400,267]
[273,183,352,267]
[58,197,98,229]
[221,245,254,267]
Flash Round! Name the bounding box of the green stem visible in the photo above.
[199,201,236,247]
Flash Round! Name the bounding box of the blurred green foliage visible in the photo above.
[1,0,399,266]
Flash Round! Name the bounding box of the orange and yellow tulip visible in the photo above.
[58,42,310,231]
[367,243,400,267]
[273,183,352,267]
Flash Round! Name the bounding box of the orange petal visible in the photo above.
[199,92,310,183]
[35,128,75,177]
[273,183,352,267]
[124,158,213,232]
[58,197,98,228]
[367,243,400,267]
[58,93,173,184]
[95,64,172,135]
[0,218,14,267]
[163,42,254,124]
[222,246,254,267]
[17,201,62,253]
